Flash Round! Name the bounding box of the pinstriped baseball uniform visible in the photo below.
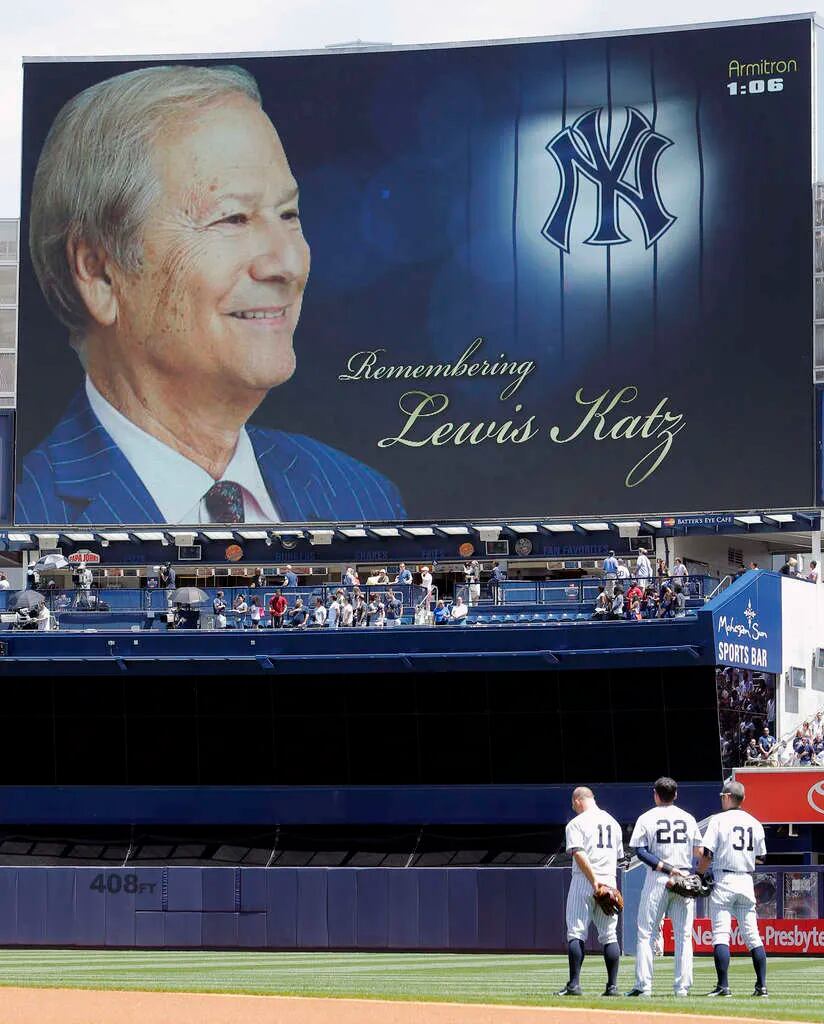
[629,804,702,994]
[702,808,766,950]
[565,806,623,944]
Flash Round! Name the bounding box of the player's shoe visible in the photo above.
[673,990,689,998]
[752,986,769,998]
[555,984,582,996]
[706,986,731,997]
[625,988,650,997]
[602,985,619,997]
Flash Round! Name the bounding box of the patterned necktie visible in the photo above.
[203,481,245,523]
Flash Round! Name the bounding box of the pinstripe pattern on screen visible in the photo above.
[15,388,406,525]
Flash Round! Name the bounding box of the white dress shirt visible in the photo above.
[86,377,279,524]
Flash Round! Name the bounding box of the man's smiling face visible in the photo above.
[111,93,310,401]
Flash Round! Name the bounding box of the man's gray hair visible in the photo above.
[30,64,262,341]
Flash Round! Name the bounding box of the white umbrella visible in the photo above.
[32,554,70,571]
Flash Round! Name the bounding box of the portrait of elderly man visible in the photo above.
[16,64,405,525]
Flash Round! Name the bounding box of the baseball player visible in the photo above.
[626,776,703,997]
[556,786,624,997]
[697,779,768,998]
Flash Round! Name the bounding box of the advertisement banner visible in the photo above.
[663,918,824,955]
[712,571,782,674]
[733,768,824,824]
[15,18,814,525]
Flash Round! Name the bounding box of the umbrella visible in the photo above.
[169,587,209,605]
[32,554,70,571]
[10,590,46,610]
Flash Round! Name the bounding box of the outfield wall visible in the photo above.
[0,866,604,954]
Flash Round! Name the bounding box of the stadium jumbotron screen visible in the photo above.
[15,16,814,525]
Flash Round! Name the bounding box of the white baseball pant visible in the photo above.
[710,872,762,950]
[566,874,619,945]
[635,872,695,994]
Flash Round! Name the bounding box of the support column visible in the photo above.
[812,528,822,585]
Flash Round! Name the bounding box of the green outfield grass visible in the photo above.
[0,950,819,1021]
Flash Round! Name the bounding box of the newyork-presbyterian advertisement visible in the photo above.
[15,18,814,525]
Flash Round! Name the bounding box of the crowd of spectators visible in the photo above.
[736,710,824,768]
[716,667,777,769]
[210,584,407,630]
[592,550,691,620]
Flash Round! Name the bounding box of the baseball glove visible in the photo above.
[666,873,714,899]
[593,883,624,916]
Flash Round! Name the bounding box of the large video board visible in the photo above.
[15,17,814,525]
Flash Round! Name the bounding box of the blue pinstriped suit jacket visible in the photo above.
[15,389,406,525]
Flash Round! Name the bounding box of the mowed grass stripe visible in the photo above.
[0,951,819,1021]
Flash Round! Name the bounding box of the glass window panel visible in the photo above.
[783,872,818,919]
[0,352,15,393]
[754,872,777,918]
[0,222,16,261]
[0,309,15,349]
[0,266,15,305]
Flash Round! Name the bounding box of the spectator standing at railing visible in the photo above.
[0,573,9,590]
[450,595,468,623]
[341,596,354,627]
[394,563,412,586]
[602,551,618,597]
[745,738,762,765]
[609,586,625,620]
[283,565,298,589]
[213,591,227,629]
[658,586,674,618]
[793,730,813,765]
[420,566,434,608]
[656,557,668,580]
[490,561,506,603]
[311,597,327,627]
[673,584,686,618]
[372,597,386,628]
[643,587,658,619]
[385,591,401,627]
[343,566,358,587]
[617,558,630,582]
[672,558,688,582]
[629,598,643,621]
[807,560,819,583]
[288,598,306,629]
[434,600,449,625]
[758,726,775,760]
[813,734,824,765]
[592,586,609,620]
[626,581,643,607]
[233,594,248,628]
[354,593,366,626]
[779,557,798,577]
[249,596,262,628]
[269,591,287,628]
[635,547,652,582]
[327,594,341,629]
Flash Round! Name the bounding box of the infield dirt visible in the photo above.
[0,989,813,1024]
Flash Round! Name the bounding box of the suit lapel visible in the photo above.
[48,389,163,524]
[248,427,331,523]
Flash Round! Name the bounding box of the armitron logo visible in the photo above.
[807,780,824,816]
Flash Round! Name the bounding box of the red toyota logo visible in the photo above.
[806,780,824,816]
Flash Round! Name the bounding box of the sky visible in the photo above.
[0,0,814,215]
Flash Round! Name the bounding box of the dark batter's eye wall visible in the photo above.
[15,17,814,525]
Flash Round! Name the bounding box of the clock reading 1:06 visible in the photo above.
[727,78,784,96]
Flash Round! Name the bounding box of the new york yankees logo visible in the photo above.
[542,107,676,252]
